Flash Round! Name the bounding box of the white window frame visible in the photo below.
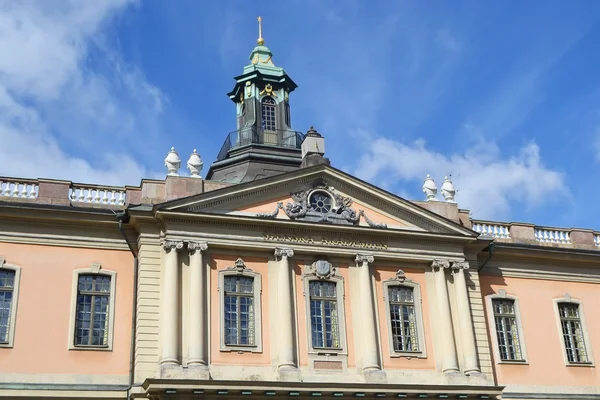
[0,257,21,348]
[302,262,347,356]
[382,271,427,358]
[553,296,594,366]
[485,291,528,364]
[217,258,262,353]
[68,263,116,351]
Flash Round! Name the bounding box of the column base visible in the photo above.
[278,365,301,382]
[187,364,210,380]
[160,363,183,379]
[363,369,387,384]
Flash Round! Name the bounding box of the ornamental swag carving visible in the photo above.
[255,185,387,228]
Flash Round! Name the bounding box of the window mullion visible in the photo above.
[89,294,96,346]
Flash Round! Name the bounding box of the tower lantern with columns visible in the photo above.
[207,16,305,184]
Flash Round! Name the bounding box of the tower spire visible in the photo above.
[257,16,264,46]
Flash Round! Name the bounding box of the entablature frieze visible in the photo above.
[157,213,475,248]
[158,231,467,264]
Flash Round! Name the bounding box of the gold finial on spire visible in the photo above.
[257,16,264,46]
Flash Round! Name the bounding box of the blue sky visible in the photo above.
[1,0,600,228]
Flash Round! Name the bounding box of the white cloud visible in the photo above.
[355,136,566,220]
[0,0,164,186]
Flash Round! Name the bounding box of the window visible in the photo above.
[557,302,589,364]
[261,96,276,131]
[0,259,20,348]
[486,291,527,364]
[492,299,523,361]
[68,264,116,351]
[0,269,15,344]
[218,258,262,352]
[74,274,111,347]
[309,192,333,214]
[383,271,427,358]
[309,281,340,349]
[224,276,255,346]
[388,286,418,352]
[302,260,348,359]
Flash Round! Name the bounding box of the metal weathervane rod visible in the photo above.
[257,16,264,45]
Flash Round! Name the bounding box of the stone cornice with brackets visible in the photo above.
[156,165,476,237]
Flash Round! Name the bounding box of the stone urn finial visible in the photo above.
[422,174,437,201]
[165,147,181,177]
[441,175,456,202]
[187,149,203,178]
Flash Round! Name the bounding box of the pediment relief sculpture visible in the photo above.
[256,185,387,228]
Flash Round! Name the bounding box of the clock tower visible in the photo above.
[206,17,304,183]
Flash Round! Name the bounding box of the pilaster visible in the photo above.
[274,248,301,381]
[356,254,386,383]
[451,261,480,375]
[160,240,184,370]
[187,241,209,379]
[432,259,459,374]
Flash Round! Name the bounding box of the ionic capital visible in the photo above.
[274,248,294,260]
[431,259,450,271]
[451,260,470,273]
[162,240,184,252]
[188,241,208,254]
[356,254,375,265]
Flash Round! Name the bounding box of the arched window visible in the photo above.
[261,97,276,131]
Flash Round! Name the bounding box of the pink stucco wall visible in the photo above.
[0,242,133,375]
[480,275,600,387]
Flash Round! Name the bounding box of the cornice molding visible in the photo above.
[0,233,131,251]
[480,266,600,284]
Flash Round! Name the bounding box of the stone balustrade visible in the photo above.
[70,185,127,206]
[471,220,599,249]
[0,175,230,209]
[534,228,571,244]
[0,178,39,199]
[471,222,511,239]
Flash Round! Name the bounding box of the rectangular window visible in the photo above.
[492,299,523,361]
[558,303,588,363]
[74,274,111,347]
[0,270,15,344]
[224,276,255,346]
[309,281,340,349]
[388,286,419,352]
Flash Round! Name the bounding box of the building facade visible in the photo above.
[0,21,599,400]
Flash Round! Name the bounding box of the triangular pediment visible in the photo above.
[157,165,476,236]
